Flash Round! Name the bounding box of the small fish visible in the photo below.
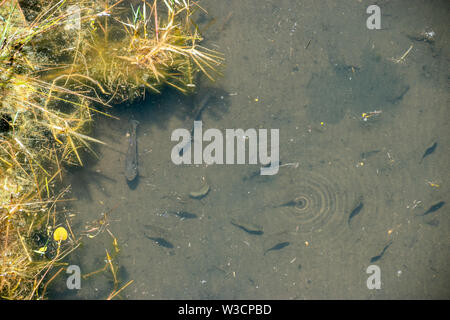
[124,119,139,182]
[145,235,174,248]
[420,142,437,163]
[230,221,264,236]
[192,92,213,122]
[178,93,212,157]
[242,170,260,182]
[348,201,364,225]
[264,242,290,255]
[360,150,380,159]
[243,161,282,182]
[178,139,191,157]
[278,200,299,208]
[274,197,306,209]
[170,211,198,219]
[370,241,392,263]
[417,201,445,216]
[425,219,439,227]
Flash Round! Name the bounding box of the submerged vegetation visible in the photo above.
[0,0,222,299]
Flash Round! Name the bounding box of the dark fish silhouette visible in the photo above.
[124,119,139,182]
[179,93,212,156]
[420,142,437,163]
[417,201,445,216]
[274,195,305,209]
[192,92,213,122]
[360,150,380,159]
[264,242,290,255]
[370,241,392,263]
[230,221,263,236]
[243,161,282,182]
[145,235,174,248]
[170,211,198,219]
[348,201,364,225]
[278,200,299,208]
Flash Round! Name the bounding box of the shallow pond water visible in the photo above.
[49,0,449,299]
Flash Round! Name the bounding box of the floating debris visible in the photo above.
[407,30,435,43]
[361,110,382,122]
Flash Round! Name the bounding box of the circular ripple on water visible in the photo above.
[262,160,364,240]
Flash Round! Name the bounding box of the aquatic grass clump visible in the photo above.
[55,0,224,101]
[0,1,97,299]
[0,188,80,299]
